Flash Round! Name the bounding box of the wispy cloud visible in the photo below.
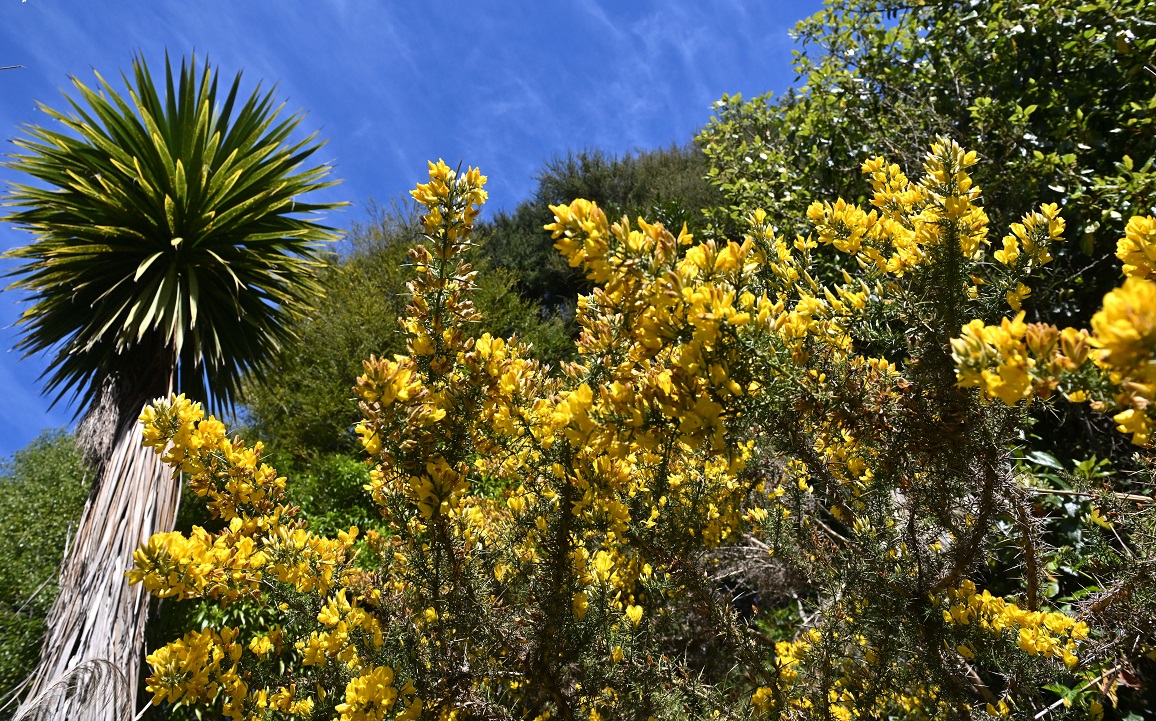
[574,0,627,41]
[0,0,823,456]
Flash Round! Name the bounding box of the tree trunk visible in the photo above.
[15,405,180,721]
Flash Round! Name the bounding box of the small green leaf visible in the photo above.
[164,194,177,234]
[1081,232,1095,256]
[1026,450,1063,470]
[134,251,163,281]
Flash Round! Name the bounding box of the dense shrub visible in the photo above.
[0,431,90,717]
[697,0,1156,502]
[242,201,570,458]
[479,145,723,307]
[698,0,1156,327]
[128,149,1155,719]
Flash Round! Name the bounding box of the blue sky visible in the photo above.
[0,0,822,457]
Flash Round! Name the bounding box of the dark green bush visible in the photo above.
[0,431,90,717]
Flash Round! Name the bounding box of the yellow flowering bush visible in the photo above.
[951,212,1156,446]
[131,146,1155,719]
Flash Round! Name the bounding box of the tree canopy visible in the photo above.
[698,0,1156,326]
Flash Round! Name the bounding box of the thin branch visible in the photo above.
[14,575,54,616]
[964,661,998,705]
[813,516,851,545]
[1023,486,1152,504]
[1013,497,1040,611]
[931,454,1000,595]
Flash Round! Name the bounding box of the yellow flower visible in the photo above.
[1091,276,1156,377]
[1089,507,1112,529]
[625,604,643,626]
[573,592,589,620]
[1007,282,1031,311]
[335,665,398,721]
[994,233,1020,266]
[592,550,615,584]
[1117,215,1156,279]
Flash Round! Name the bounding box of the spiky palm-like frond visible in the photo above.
[3,53,342,414]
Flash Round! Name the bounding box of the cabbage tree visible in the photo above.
[2,53,340,719]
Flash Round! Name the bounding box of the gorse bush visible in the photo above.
[480,145,722,309]
[242,202,571,458]
[697,0,1156,329]
[696,0,1156,481]
[127,145,1154,720]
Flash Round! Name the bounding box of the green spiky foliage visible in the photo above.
[3,53,342,416]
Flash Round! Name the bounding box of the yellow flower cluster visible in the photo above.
[1089,218,1156,442]
[1090,276,1156,444]
[952,216,1156,444]
[355,161,492,524]
[128,523,266,601]
[807,140,987,284]
[990,204,1063,309]
[410,159,487,237]
[131,395,378,717]
[750,628,949,720]
[951,313,1091,405]
[942,580,1088,669]
[298,588,384,666]
[993,204,1062,269]
[139,395,286,518]
[335,665,422,721]
[146,625,317,719]
[1117,214,1156,279]
[143,627,249,719]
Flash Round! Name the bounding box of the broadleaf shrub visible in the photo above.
[0,431,90,717]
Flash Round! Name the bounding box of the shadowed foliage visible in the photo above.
[0,431,89,720]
